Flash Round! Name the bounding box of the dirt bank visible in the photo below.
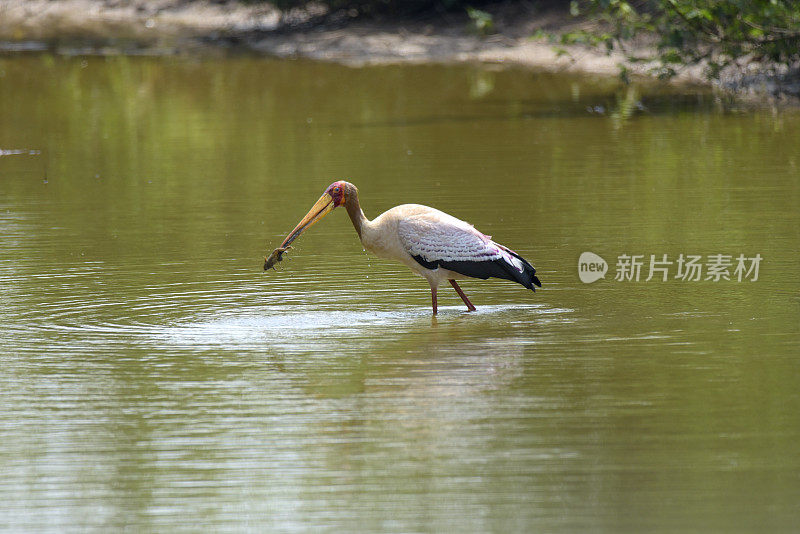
[0,0,648,75]
[1,0,796,103]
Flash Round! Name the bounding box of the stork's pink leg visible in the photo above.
[431,286,438,315]
[449,280,476,312]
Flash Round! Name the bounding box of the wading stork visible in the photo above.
[264,181,541,314]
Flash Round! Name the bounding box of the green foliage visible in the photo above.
[466,7,494,35]
[571,0,800,80]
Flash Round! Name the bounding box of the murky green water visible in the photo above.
[1,53,799,532]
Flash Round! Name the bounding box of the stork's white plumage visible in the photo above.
[265,181,541,314]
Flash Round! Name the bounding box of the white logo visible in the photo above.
[578,252,608,283]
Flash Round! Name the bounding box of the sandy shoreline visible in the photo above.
[1,0,797,103]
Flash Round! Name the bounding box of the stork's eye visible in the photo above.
[334,187,341,193]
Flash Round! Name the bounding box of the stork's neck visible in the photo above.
[344,188,369,240]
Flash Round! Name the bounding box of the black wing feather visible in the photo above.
[412,250,542,292]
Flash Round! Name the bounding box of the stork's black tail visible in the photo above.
[414,246,542,292]
[499,247,542,292]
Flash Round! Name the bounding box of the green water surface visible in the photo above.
[1,54,799,532]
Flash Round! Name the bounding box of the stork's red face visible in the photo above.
[325,181,347,207]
